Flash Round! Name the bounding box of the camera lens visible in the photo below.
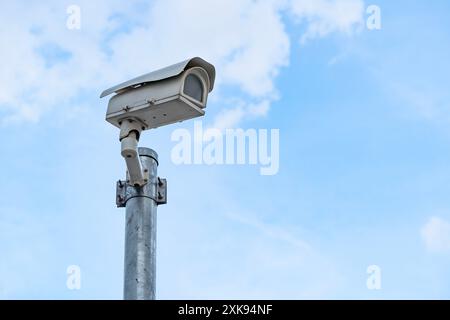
[184,74,204,102]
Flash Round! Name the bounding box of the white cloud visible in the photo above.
[225,212,312,250]
[421,217,450,253]
[210,99,271,130]
[289,0,364,43]
[211,106,246,131]
[0,0,364,125]
[378,79,450,125]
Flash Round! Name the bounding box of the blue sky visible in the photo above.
[1,0,450,299]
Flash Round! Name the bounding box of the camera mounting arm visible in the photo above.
[119,118,148,187]
[100,57,215,186]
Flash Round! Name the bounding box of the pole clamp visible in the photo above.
[116,177,167,207]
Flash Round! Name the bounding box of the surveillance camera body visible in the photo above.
[101,57,215,186]
[102,58,215,131]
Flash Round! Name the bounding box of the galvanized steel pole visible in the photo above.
[116,147,166,300]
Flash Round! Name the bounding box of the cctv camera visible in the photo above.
[100,57,215,130]
[100,57,216,186]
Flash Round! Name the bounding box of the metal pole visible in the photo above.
[120,148,160,300]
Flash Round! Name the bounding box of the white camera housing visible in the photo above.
[101,57,215,130]
[101,57,215,186]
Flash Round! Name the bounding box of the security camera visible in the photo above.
[100,57,216,186]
